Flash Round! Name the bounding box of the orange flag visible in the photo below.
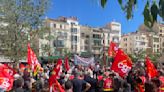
[64,56,70,71]
[108,41,118,57]
[27,43,41,76]
[145,57,158,79]
[111,49,132,77]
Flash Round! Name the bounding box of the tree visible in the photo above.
[100,0,164,28]
[0,0,50,62]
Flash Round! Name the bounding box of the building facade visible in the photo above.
[39,17,81,56]
[159,24,164,53]
[120,32,149,54]
[39,17,122,58]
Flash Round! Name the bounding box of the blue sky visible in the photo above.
[46,0,147,34]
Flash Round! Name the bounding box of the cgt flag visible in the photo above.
[0,63,15,91]
[111,49,132,77]
[108,41,118,57]
[27,43,41,76]
[145,57,158,79]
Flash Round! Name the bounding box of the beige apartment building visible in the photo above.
[105,21,121,45]
[120,32,149,54]
[39,17,81,56]
[146,33,160,53]
[39,17,122,58]
[159,24,164,53]
[80,26,92,53]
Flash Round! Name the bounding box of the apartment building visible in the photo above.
[120,32,149,54]
[80,26,92,53]
[105,21,121,45]
[39,17,122,58]
[147,33,160,53]
[159,24,164,53]
[39,16,81,56]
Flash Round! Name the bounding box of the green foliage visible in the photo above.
[100,0,164,28]
[0,0,50,62]
[101,0,107,8]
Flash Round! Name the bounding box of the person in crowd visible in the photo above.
[71,71,91,92]
[102,71,114,92]
[13,78,24,92]
[65,80,73,92]
[84,71,97,92]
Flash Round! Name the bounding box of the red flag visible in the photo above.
[145,57,158,79]
[27,43,41,76]
[52,59,62,78]
[49,78,64,92]
[108,41,118,57]
[0,63,15,91]
[111,49,132,77]
[49,59,64,92]
[64,56,70,71]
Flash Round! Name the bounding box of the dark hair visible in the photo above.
[65,80,73,90]
[145,82,156,92]
[16,78,24,88]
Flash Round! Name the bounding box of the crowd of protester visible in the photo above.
[5,61,164,92]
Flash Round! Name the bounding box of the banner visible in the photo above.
[145,57,158,79]
[0,64,15,91]
[111,49,132,77]
[74,55,95,66]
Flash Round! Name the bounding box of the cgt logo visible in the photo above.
[118,62,131,73]
[0,78,10,90]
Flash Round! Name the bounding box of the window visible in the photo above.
[93,40,101,46]
[58,32,62,36]
[64,33,67,39]
[81,33,85,37]
[54,24,56,28]
[71,22,76,25]
[57,40,64,47]
[124,38,127,41]
[154,44,156,47]
[154,38,159,42]
[71,45,77,51]
[140,42,145,45]
[71,28,78,33]
[160,30,162,32]
[85,40,89,44]
[157,45,159,48]
[71,36,78,42]
[86,35,89,38]
[93,34,101,39]
[60,25,62,29]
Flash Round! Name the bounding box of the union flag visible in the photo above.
[108,41,118,57]
[111,49,132,77]
[145,57,158,79]
[0,63,15,91]
[27,43,41,76]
